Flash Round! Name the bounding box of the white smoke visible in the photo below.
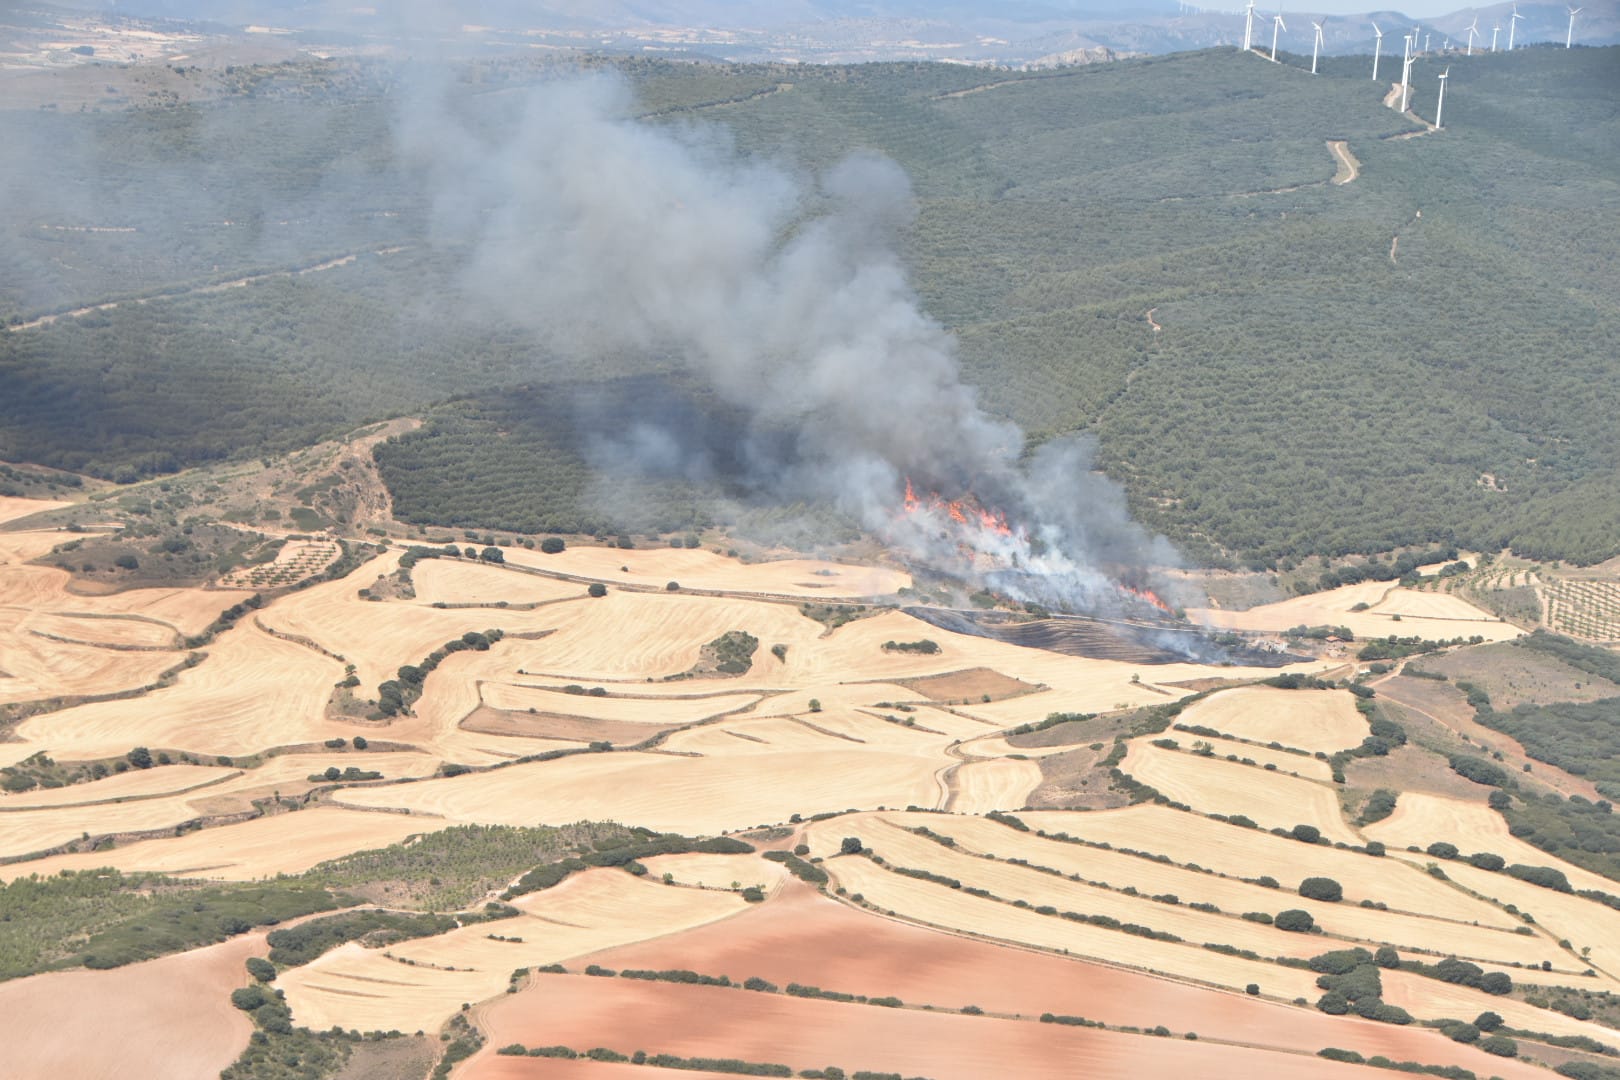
[404,70,1192,615]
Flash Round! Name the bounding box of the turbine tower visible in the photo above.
[1311,20,1324,73]
[1567,6,1582,48]
[1436,66,1450,129]
[1509,4,1523,50]
[1271,12,1286,62]
[1400,33,1414,113]
[1243,0,1256,51]
[1491,23,1500,51]
[1465,18,1479,55]
[1371,21,1384,80]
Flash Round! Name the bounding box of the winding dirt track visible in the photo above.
[1327,140,1360,184]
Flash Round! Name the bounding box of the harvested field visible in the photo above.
[946,758,1043,813]
[0,806,431,882]
[0,928,261,1080]
[869,813,1554,968]
[817,849,1320,998]
[27,610,179,648]
[1119,739,1361,843]
[1190,582,1519,643]
[1366,792,1620,896]
[0,762,233,808]
[14,618,347,759]
[472,974,1409,1080]
[479,683,761,725]
[0,495,71,525]
[1173,685,1368,754]
[405,558,581,606]
[469,1061,742,1080]
[638,852,788,890]
[332,746,948,833]
[564,879,1541,1076]
[895,667,1041,702]
[1162,733,1332,779]
[0,627,179,705]
[502,545,909,598]
[1381,968,1620,1041]
[278,869,743,1034]
[1017,806,1509,925]
[0,792,214,859]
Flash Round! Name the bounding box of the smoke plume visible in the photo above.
[404,71,1190,616]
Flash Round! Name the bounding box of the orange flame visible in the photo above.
[1120,585,1172,613]
[900,478,1015,538]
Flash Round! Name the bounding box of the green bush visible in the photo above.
[1275,909,1314,932]
[1299,877,1342,902]
[1479,1035,1518,1058]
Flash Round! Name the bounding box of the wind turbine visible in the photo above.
[1567,6,1582,48]
[1491,23,1500,51]
[1311,20,1324,73]
[1400,33,1414,113]
[1465,18,1479,55]
[1435,66,1450,129]
[1424,31,1431,52]
[1243,0,1256,51]
[1413,23,1421,53]
[1509,4,1523,50]
[1271,11,1285,62]
[1371,21,1383,80]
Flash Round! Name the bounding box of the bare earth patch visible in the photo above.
[895,666,1042,702]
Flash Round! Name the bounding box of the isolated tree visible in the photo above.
[127,746,153,770]
[840,837,864,856]
[1474,1011,1504,1032]
[1275,909,1315,932]
[587,582,607,598]
[245,957,276,983]
[1291,824,1321,844]
[479,546,504,563]
[540,537,565,554]
[1299,877,1343,902]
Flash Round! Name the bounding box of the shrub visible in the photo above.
[587,583,607,598]
[840,837,863,856]
[1291,824,1321,844]
[1275,909,1314,932]
[1245,983,1260,996]
[1447,1023,1481,1044]
[1480,971,1513,995]
[1374,946,1400,969]
[1468,852,1505,871]
[540,537,565,554]
[1450,754,1508,787]
[1299,877,1343,902]
[1479,1035,1518,1058]
[1474,1011,1503,1032]
[1426,842,1459,860]
[245,957,276,983]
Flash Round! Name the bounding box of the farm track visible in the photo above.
[6,245,410,333]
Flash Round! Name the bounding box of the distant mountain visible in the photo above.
[51,1,1620,59]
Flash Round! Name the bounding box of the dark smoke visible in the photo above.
[402,70,1194,616]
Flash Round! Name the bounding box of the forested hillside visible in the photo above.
[2,48,1617,566]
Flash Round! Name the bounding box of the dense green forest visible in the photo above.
[2,48,1617,566]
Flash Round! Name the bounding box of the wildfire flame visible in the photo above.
[901,478,1014,538]
[1118,584,1173,613]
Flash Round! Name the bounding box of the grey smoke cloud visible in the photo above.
[405,69,1192,614]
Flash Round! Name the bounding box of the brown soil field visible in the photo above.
[278,869,744,1034]
[1118,739,1362,843]
[1017,806,1507,924]
[0,806,431,881]
[500,545,909,598]
[470,970,1414,1080]
[0,495,72,525]
[1419,640,1620,708]
[459,705,676,745]
[0,928,262,1079]
[815,848,1320,998]
[1190,582,1519,643]
[1173,685,1368,754]
[895,667,1042,701]
[561,879,1542,1075]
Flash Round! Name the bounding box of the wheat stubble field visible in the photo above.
[4,492,1620,1080]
